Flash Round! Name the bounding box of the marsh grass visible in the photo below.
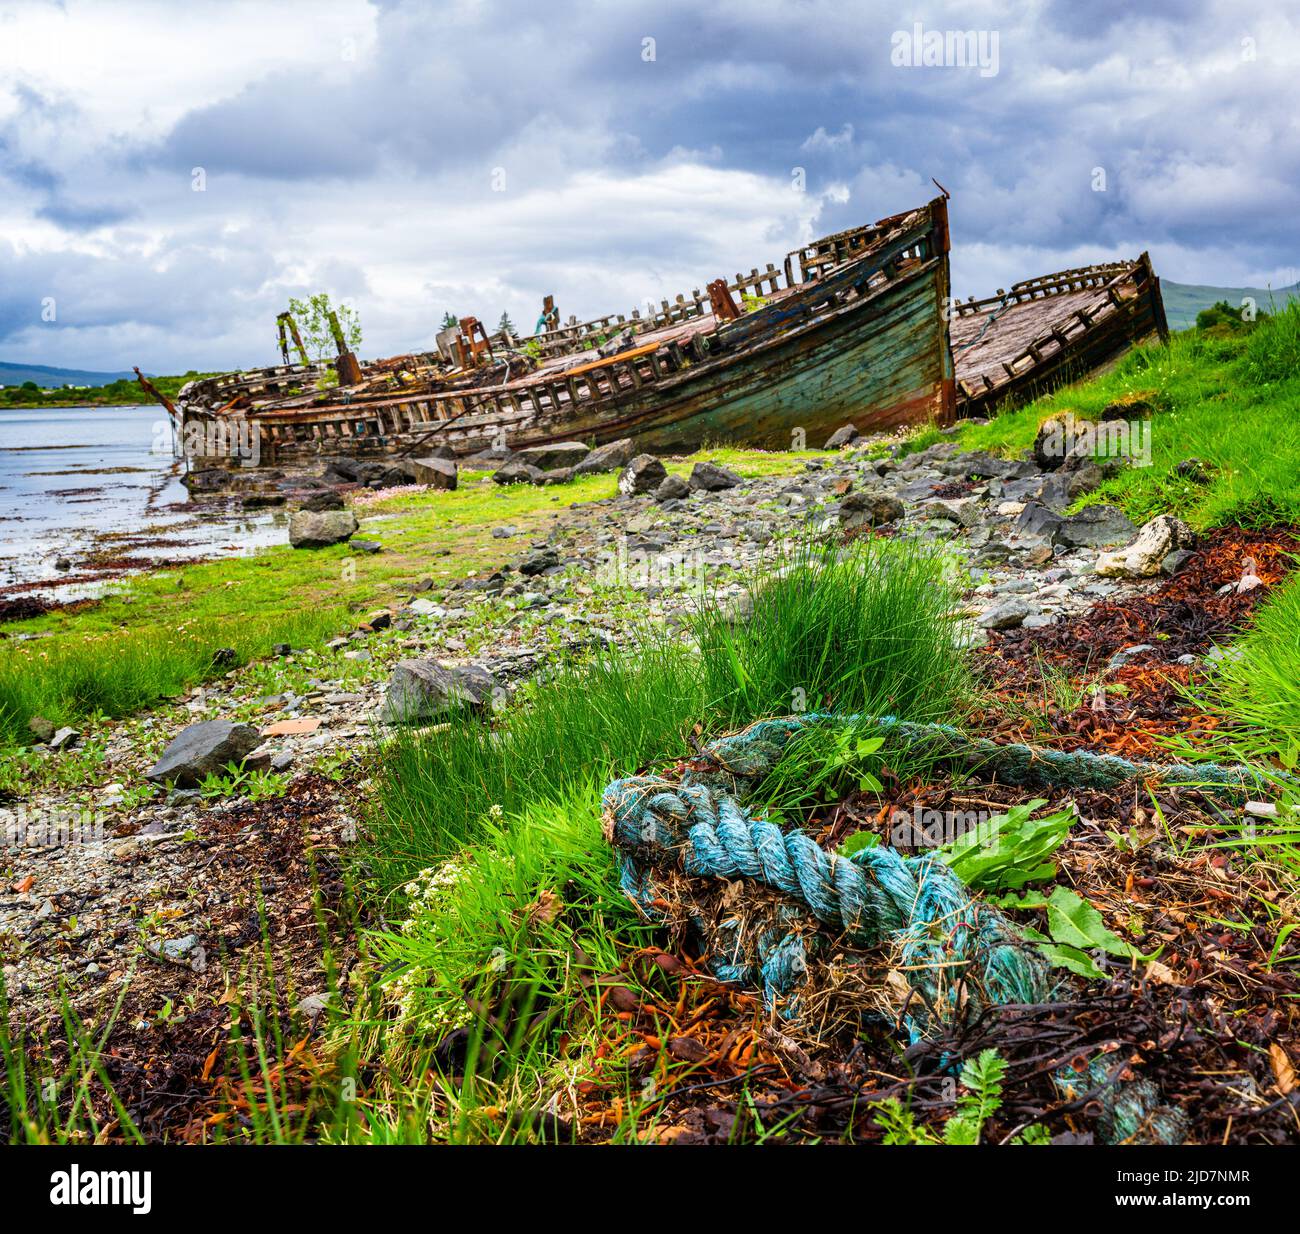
[952,314,1300,529]
[368,535,969,893]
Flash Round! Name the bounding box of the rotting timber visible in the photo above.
[951,254,1168,419]
[144,197,958,466]
[141,202,1170,469]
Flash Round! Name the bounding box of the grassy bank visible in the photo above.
[0,447,821,746]
[953,304,1300,529]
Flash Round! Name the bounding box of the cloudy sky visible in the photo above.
[2,0,1297,373]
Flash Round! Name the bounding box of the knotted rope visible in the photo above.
[601,711,1202,1143]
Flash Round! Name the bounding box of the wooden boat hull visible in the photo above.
[952,253,1167,419]
[170,197,955,465]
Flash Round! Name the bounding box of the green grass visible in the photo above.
[367,534,969,893]
[953,305,1300,530]
[0,447,825,750]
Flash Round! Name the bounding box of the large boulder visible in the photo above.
[573,438,637,477]
[618,455,668,495]
[380,660,498,724]
[411,456,458,490]
[289,510,359,548]
[838,489,904,530]
[1014,501,1064,541]
[689,461,742,492]
[518,442,590,472]
[1095,515,1195,578]
[493,460,544,485]
[1054,505,1136,549]
[146,720,261,787]
[940,450,1031,480]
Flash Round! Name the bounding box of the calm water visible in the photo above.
[0,406,287,600]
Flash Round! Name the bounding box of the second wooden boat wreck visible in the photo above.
[150,196,957,465]
[951,254,1168,418]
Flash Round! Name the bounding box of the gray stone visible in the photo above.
[838,489,904,530]
[536,467,575,486]
[1161,548,1197,576]
[1108,644,1155,670]
[493,460,544,485]
[49,727,80,751]
[573,438,637,477]
[146,719,261,787]
[1033,414,1085,471]
[1014,501,1064,541]
[299,490,345,513]
[518,441,591,472]
[654,474,690,502]
[518,547,560,577]
[1054,505,1136,549]
[824,424,860,449]
[289,510,359,548]
[410,456,458,490]
[380,660,497,723]
[979,600,1032,630]
[689,461,742,492]
[618,455,668,495]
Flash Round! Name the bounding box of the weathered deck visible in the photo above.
[952,255,1167,418]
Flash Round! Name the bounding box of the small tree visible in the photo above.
[440,311,459,331]
[497,311,517,339]
[286,293,363,360]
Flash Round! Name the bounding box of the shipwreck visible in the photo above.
[138,195,1167,468]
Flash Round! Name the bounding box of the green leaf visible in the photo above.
[839,831,880,858]
[1045,887,1134,958]
[1036,941,1109,980]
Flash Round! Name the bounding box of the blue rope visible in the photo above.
[600,711,1199,1143]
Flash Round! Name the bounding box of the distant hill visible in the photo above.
[0,360,141,388]
[1161,280,1300,331]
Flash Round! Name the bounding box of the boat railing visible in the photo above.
[954,260,1136,317]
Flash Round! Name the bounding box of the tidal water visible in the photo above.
[0,406,286,601]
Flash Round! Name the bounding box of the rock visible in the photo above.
[146,719,261,787]
[1033,414,1085,471]
[493,460,544,485]
[241,493,285,509]
[1014,501,1064,542]
[1161,548,1196,576]
[212,647,237,668]
[410,456,458,490]
[838,489,904,529]
[518,547,560,577]
[573,438,637,477]
[289,510,359,548]
[1054,505,1136,549]
[689,461,742,492]
[49,727,80,751]
[536,467,575,486]
[618,455,668,496]
[321,457,364,483]
[824,424,860,449]
[979,599,1032,630]
[54,557,72,571]
[1038,463,1104,511]
[1175,458,1210,482]
[465,446,515,468]
[1095,514,1194,577]
[364,610,393,631]
[518,442,590,472]
[299,490,345,512]
[272,643,292,657]
[1108,644,1155,670]
[350,540,382,554]
[380,660,498,723]
[27,715,55,744]
[942,450,1029,480]
[654,474,691,502]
